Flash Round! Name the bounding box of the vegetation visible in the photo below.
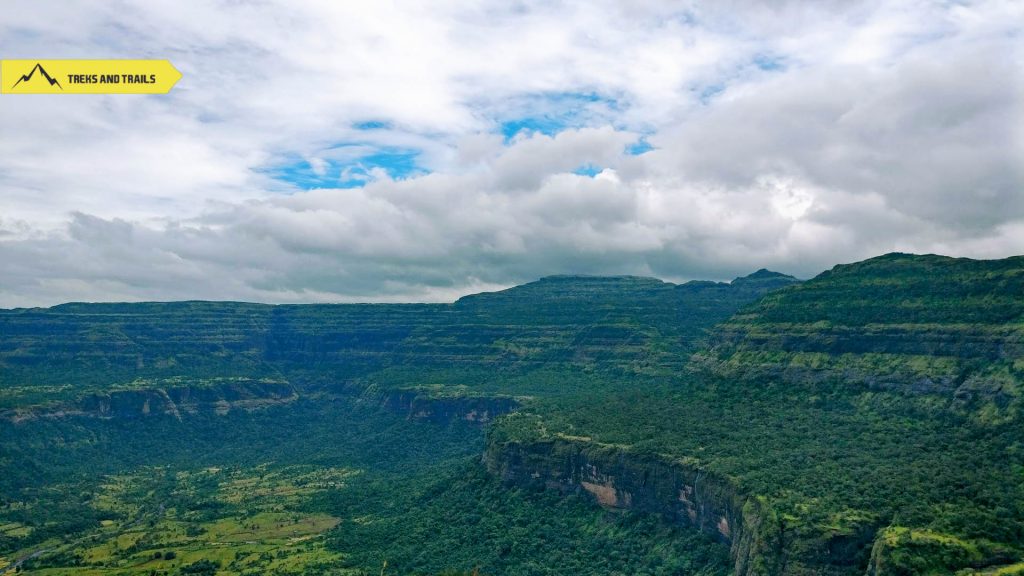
[0,401,729,575]
[2,256,1023,575]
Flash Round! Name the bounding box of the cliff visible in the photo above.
[483,437,787,576]
[378,388,521,425]
[2,378,296,422]
[471,255,1024,576]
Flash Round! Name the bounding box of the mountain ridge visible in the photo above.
[2,269,797,312]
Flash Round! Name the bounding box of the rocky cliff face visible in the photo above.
[2,379,296,422]
[483,437,790,576]
[379,389,520,425]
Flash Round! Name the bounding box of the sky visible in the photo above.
[1,0,1022,306]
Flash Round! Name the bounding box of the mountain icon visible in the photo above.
[11,63,62,90]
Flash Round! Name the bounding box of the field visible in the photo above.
[3,465,355,576]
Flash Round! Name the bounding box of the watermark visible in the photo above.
[1,60,181,94]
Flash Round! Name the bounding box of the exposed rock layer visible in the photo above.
[379,389,520,425]
[483,437,795,576]
[2,380,296,422]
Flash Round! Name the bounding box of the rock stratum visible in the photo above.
[484,437,787,576]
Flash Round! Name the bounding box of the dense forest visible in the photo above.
[1,254,1022,575]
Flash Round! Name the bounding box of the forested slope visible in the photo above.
[486,254,1024,575]
[3,255,1022,576]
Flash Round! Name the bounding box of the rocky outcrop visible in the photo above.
[483,437,789,576]
[379,389,520,425]
[2,379,297,422]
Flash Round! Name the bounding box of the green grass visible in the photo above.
[12,465,351,575]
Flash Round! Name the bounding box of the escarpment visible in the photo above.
[377,388,521,425]
[2,379,297,422]
[0,271,796,411]
[476,255,1024,575]
[687,253,1024,574]
[699,254,1024,408]
[483,437,788,576]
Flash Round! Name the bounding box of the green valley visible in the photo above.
[2,256,1022,575]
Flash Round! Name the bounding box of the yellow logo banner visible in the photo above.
[1,60,182,94]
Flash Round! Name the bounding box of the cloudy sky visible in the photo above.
[1,1,1022,306]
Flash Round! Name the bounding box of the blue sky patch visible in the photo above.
[352,120,391,130]
[498,91,621,141]
[357,149,423,179]
[573,164,603,177]
[266,147,425,190]
[626,138,654,155]
[264,159,346,189]
[500,117,568,139]
[697,83,726,104]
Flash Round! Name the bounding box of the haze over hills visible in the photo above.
[1,254,1022,576]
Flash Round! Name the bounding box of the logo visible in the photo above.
[1,60,181,94]
[11,63,62,90]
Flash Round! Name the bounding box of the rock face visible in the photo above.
[483,438,786,576]
[379,389,520,425]
[3,379,296,421]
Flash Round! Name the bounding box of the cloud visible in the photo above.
[0,0,1021,306]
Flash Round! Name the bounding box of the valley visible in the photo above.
[1,256,1022,575]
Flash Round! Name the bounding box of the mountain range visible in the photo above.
[1,253,1021,576]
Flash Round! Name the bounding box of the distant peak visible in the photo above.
[732,269,797,283]
[748,268,786,278]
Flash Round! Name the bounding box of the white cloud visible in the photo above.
[0,0,1021,306]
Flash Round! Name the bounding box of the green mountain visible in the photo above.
[1,256,1022,576]
[490,254,1023,575]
